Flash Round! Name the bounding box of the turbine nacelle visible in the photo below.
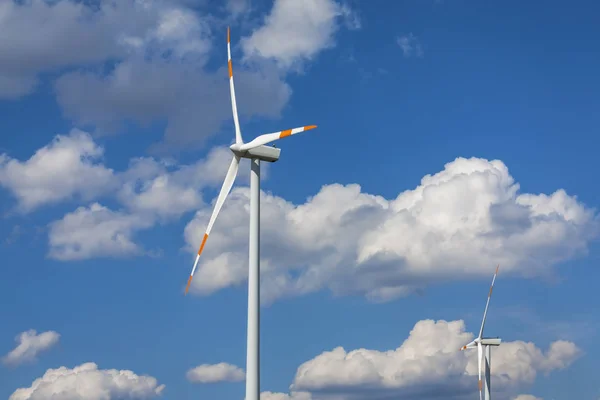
[229,143,281,163]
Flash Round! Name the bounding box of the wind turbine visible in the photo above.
[460,265,501,400]
[184,28,317,400]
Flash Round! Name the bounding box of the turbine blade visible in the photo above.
[460,340,476,351]
[478,264,500,339]
[228,27,243,145]
[185,155,240,295]
[477,342,483,400]
[238,125,317,151]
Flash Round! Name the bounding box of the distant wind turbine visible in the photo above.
[184,27,317,400]
[460,265,502,400]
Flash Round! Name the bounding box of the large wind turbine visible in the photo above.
[460,265,501,400]
[184,28,317,400]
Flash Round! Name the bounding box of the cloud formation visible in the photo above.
[186,362,245,383]
[2,330,60,366]
[9,362,165,400]
[0,129,240,259]
[0,0,143,98]
[47,203,155,260]
[184,156,599,303]
[262,319,580,400]
[242,0,360,69]
[1,128,597,297]
[0,0,356,151]
[0,129,115,212]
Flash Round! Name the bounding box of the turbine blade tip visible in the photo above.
[227,27,230,43]
[185,275,193,295]
[305,125,317,130]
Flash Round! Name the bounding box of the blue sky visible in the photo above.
[0,0,599,399]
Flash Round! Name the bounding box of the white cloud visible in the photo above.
[0,129,251,259]
[42,142,255,260]
[0,129,237,215]
[2,330,60,366]
[116,146,238,220]
[152,7,211,58]
[0,129,115,212]
[186,362,245,383]
[47,203,154,261]
[512,395,543,400]
[268,319,581,400]
[54,51,292,153]
[2,0,356,151]
[261,392,312,400]
[183,156,599,303]
[0,0,154,98]
[0,0,346,151]
[241,0,360,69]
[9,362,165,400]
[2,0,354,151]
[396,33,423,58]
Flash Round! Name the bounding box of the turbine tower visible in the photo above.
[184,28,317,400]
[460,265,501,400]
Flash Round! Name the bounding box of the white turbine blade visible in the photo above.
[228,27,243,145]
[185,155,240,295]
[460,339,477,351]
[477,342,483,400]
[478,264,500,338]
[238,125,317,151]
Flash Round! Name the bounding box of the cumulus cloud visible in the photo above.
[0,129,115,212]
[0,0,141,98]
[44,142,247,260]
[2,330,60,366]
[0,129,241,215]
[2,0,354,151]
[9,362,165,400]
[54,52,292,153]
[512,395,543,400]
[242,0,360,70]
[183,157,599,303]
[47,203,155,260]
[261,392,312,400]
[116,146,240,220]
[186,362,245,383]
[0,129,247,259]
[267,319,581,400]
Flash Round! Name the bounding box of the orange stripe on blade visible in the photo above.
[227,27,230,43]
[228,60,233,78]
[304,125,317,131]
[185,275,193,295]
[279,129,292,138]
[478,380,482,390]
[197,233,209,256]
